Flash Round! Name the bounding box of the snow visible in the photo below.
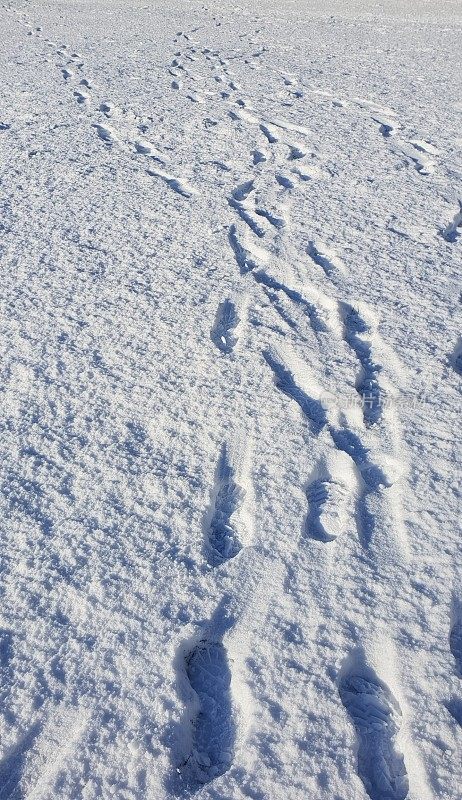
[0,0,461,797]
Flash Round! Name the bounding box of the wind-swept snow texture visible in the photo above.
[0,0,460,798]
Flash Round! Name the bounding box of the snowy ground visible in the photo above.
[0,0,461,797]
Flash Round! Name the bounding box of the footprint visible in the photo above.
[275,173,295,190]
[184,639,235,783]
[287,144,306,160]
[441,201,462,243]
[253,270,328,334]
[328,425,390,547]
[263,351,327,434]
[339,665,409,800]
[307,240,346,276]
[99,102,112,115]
[134,139,166,162]
[61,68,73,80]
[206,444,243,566]
[228,225,258,274]
[409,139,439,156]
[338,303,383,426]
[371,114,400,138]
[450,337,462,375]
[211,299,239,354]
[187,92,205,104]
[73,90,89,105]
[305,453,356,543]
[92,124,116,145]
[232,180,254,203]
[397,140,436,175]
[445,697,462,727]
[147,168,196,198]
[252,149,267,165]
[260,123,278,144]
[450,616,462,675]
[254,206,286,230]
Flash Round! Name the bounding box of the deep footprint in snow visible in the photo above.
[184,639,235,784]
[147,168,196,198]
[263,351,327,434]
[228,224,258,274]
[441,201,462,243]
[450,616,462,675]
[305,479,348,542]
[206,444,243,566]
[260,123,278,144]
[211,299,239,354]
[254,270,328,334]
[307,240,346,276]
[92,124,116,145]
[339,667,409,800]
[451,337,462,375]
[339,303,383,426]
[73,89,89,104]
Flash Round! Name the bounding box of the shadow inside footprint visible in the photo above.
[339,666,408,800]
[206,444,243,566]
[450,617,462,675]
[211,299,239,354]
[184,640,235,784]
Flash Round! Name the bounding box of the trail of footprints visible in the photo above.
[23,27,197,197]
[8,10,456,797]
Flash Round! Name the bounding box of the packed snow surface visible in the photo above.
[0,0,461,797]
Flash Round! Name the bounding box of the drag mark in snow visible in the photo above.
[262,288,298,330]
[211,299,239,354]
[228,182,266,238]
[339,303,383,426]
[263,351,327,435]
[339,667,409,800]
[183,639,235,783]
[206,444,243,566]
[441,202,462,243]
